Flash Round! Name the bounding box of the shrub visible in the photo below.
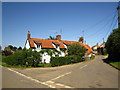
[2,49,41,67]
[50,55,83,67]
[105,28,120,61]
[68,43,87,56]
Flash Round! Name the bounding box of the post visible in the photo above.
[103,38,104,43]
[117,2,120,28]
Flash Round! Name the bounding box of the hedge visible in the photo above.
[2,49,41,67]
[50,55,83,67]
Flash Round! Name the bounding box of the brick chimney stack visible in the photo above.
[56,35,61,41]
[79,37,84,43]
[96,43,98,47]
[27,31,31,40]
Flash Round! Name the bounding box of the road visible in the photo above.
[2,55,119,88]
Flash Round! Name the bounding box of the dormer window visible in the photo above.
[37,44,41,48]
[52,41,60,48]
[56,44,60,48]
[34,40,42,48]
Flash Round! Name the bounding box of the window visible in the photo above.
[37,44,40,48]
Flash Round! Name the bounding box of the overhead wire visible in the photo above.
[85,13,116,38]
[97,11,118,44]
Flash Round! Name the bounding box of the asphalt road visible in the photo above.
[2,55,119,88]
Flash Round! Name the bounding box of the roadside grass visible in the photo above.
[102,54,108,56]
[1,62,51,68]
[38,63,51,67]
[102,58,120,70]
[109,62,120,69]
[1,62,28,68]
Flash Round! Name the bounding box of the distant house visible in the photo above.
[25,31,92,63]
[92,43,99,54]
[2,46,14,56]
[97,42,106,55]
[92,42,106,55]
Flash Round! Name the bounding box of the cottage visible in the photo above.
[92,42,106,55]
[25,31,92,63]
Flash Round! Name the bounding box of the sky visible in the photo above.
[2,2,118,49]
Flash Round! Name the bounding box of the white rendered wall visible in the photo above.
[41,52,51,63]
[52,43,56,48]
[59,51,65,57]
[93,46,97,50]
[63,44,67,49]
[25,40,30,49]
[34,43,41,52]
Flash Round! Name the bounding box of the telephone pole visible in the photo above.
[82,30,84,37]
[117,2,120,28]
[103,38,104,43]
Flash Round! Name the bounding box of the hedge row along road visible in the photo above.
[2,55,119,88]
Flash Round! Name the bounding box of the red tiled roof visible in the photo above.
[62,40,77,45]
[52,41,61,45]
[85,45,92,54]
[34,40,42,44]
[99,42,105,47]
[28,38,92,53]
[29,39,35,48]
[30,38,54,48]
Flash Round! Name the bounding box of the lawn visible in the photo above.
[110,62,120,69]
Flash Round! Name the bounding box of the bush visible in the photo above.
[2,49,41,67]
[50,55,83,67]
[103,48,108,55]
[68,43,87,56]
[105,28,120,62]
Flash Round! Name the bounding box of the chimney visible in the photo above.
[27,31,31,40]
[56,35,61,41]
[79,37,84,43]
[96,43,98,47]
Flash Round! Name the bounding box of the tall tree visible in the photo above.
[8,45,14,50]
[105,28,120,61]
[68,43,87,56]
[13,46,17,51]
[18,46,22,50]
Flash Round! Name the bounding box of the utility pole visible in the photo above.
[103,38,104,43]
[60,28,62,35]
[82,30,84,37]
[117,2,120,28]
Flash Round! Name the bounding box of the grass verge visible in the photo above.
[109,62,120,69]
[0,62,51,68]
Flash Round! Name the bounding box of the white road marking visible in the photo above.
[46,81,55,84]
[7,68,73,88]
[45,80,72,88]
[55,83,64,86]
[80,64,87,69]
[49,72,71,81]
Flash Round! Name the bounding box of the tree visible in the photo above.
[8,45,14,50]
[0,45,1,55]
[13,46,17,51]
[18,47,22,50]
[68,43,87,56]
[8,45,17,51]
[2,48,41,67]
[47,36,56,40]
[105,28,120,61]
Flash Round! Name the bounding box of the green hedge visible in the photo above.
[50,55,83,67]
[2,49,41,67]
